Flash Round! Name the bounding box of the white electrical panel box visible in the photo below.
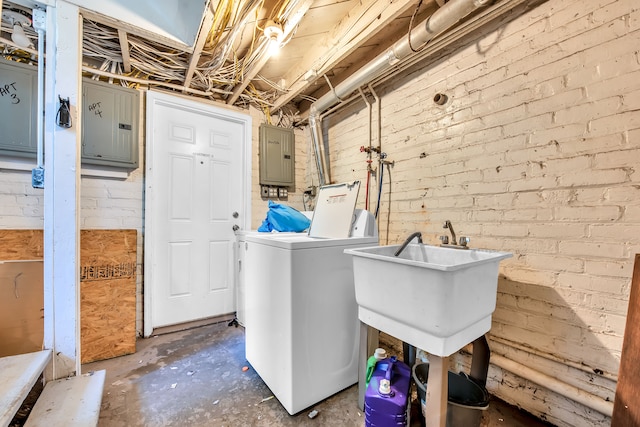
[259,124,294,187]
[0,58,38,158]
[0,60,139,169]
[82,78,139,168]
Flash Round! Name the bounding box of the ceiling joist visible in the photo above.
[271,0,420,111]
[117,29,131,73]
[81,9,194,53]
[2,0,519,121]
[183,7,215,91]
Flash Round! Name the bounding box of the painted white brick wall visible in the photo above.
[0,171,45,228]
[0,166,145,333]
[317,0,639,425]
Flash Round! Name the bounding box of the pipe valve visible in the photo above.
[360,146,381,154]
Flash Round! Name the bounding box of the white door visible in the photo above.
[144,91,251,334]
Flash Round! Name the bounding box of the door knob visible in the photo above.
[232,224,240,231]
[232,212,239,218]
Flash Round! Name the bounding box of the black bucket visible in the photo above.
[412,362,489,427]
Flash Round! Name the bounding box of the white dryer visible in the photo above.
[244,182,378,415]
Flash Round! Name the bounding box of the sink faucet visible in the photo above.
[394,232,422,257]
[440,220,470,249]
[443,220,457,245]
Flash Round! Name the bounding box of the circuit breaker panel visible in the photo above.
[0,58,38,158]
[259,123,294,191]
[82,78,139,168]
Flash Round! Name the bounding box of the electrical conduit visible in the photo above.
[34,8,45,170]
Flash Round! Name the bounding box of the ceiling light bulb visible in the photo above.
[268,37,281,56]
[264,21,283,43]
[264,21,283,57]
[11,22,31,48]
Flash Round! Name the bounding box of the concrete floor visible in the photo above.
[84,321,553,427]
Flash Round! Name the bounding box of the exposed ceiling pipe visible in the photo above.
[307,0,491,187]
[310,0,490,116]
[308,114,326,186]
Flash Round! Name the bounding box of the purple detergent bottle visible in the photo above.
[364,355,411,427]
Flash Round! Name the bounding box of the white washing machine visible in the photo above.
[244,183,378,415]
[235,212,313,326]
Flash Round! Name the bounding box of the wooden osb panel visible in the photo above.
[0,230,44,260]
[80,229,137,363]
[0,261,44,357]
[0,229,137,364]
[612,254,640,426]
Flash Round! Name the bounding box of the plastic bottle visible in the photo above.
[365,348,387,386]
[364,355,412,427]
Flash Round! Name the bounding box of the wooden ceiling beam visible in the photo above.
[183,7,215,91]
[81,9,193,53]
[117,29,131,73]
[270,0,419,111]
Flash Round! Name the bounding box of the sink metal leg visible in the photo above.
[470,335,490,387]
[402,341,416,368]
[425,355,448,427]
[358,322,379,411]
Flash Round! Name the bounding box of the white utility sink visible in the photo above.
[345,244,512,356]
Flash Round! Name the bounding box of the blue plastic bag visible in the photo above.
[257,200,311,232]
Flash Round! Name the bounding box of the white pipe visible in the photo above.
[489,335,618,382]
[310,0,490,116]
[308,114,326,186]
[34,10,45,169]
[491,354,614,417]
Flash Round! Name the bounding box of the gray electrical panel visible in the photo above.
[0,58,38,158]
[0,61,139,168]
[82,78,139,168]
[259,124,294,186]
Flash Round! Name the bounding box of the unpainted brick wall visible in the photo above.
[314,0,639,425]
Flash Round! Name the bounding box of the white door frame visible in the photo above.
[143,90,252,337]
